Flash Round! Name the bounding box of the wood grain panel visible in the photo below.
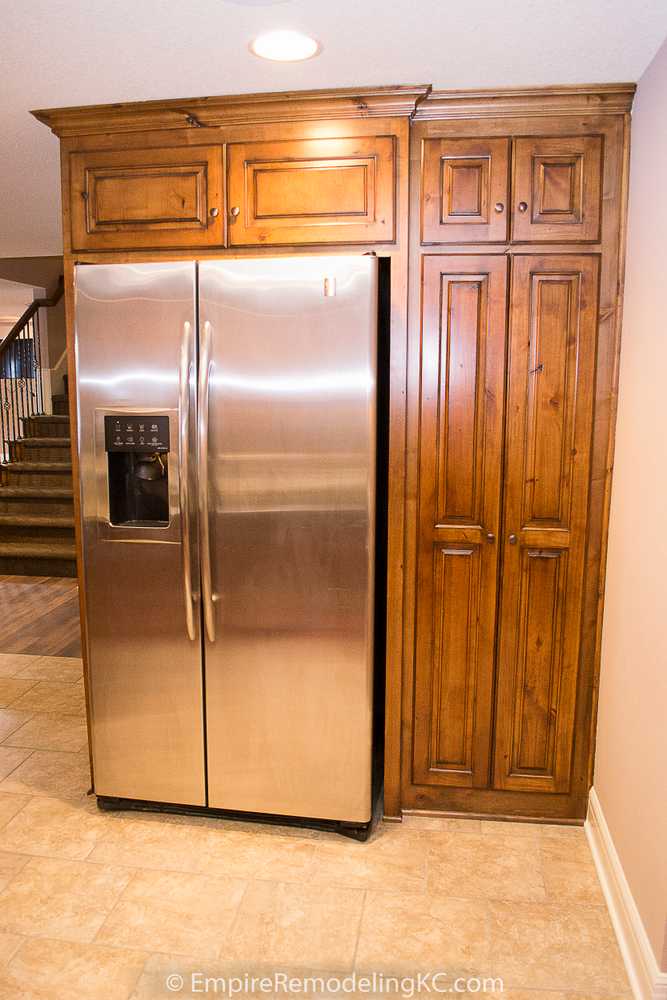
[522,273,581,525]
[227,136,395,246]
[253,163,368,218]
[429,546,480,774]
[421,138,509,243]
[512,136,603,242]
[494,254,599,794]
[511,549,567,773]
[412,255,507,789]
[70,146,224,250]
[436,278,485,522]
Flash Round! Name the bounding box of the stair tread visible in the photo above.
[17,437,71,447]
[2,462,72,472]
[0,541,76,559]
[0,486,73,498]
[22,414,69,422]
[0,514,74,527]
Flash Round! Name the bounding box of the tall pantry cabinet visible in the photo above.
[388,87,635,821]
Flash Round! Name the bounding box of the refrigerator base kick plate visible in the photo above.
[95,795,374,842]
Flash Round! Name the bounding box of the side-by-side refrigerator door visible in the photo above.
[199,256,377,823]
[75,262,205,805]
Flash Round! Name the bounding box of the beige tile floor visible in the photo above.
[0,651,631,1000]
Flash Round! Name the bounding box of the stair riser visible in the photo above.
[0,470,72,488]
[52,400,69,416]
[22,418,70,439]
[9,442,72,462]
[0,555,76,578]
[0,498,74,515]
[0,525,75,543]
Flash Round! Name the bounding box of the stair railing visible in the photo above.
[0,277,64,464]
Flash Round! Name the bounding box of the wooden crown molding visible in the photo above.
[32,85,432,137]
[414,83,636,120]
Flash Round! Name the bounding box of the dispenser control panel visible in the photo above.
[104,415,170,453]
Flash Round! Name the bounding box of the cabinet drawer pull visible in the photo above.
[230,206,240,219]
[518,202,528,213]
[209,207,219,218]
[494,202,504,213]
[508,533,518,545]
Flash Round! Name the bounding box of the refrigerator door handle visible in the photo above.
[179,321,197,641]
[198,319,216,642]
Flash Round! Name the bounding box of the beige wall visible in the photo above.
[595,36,667,971]
[0,256,66,371]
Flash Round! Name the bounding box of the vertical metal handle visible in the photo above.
[198,320,216,642]
[179,322,196,641]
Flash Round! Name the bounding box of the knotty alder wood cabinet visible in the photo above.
[64,126,397,252]
[421,134,603,244]
[394,87,634,821]
[34,84,635,823]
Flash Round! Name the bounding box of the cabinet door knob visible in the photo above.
[230,206,240,218]
[508,533,518,545]
[209,207,219,218]
[486,532,496,543]
[494,202,504,213]
[518,202,528,213]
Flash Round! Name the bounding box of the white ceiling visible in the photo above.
[2,0,666,257]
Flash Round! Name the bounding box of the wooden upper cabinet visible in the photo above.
[421,138,510,243]
[226,136,395,246]
[493,255,600,794]
[69,146,224,251]
[412,255,508,789]
[512,136,603,243]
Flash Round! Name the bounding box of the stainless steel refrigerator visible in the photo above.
[74,256,377,832]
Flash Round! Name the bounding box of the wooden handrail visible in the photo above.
[0,275,64,358]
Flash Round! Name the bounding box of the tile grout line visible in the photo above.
[350,887,367,972]
[88,864,145,948]
[0,747,36,785]
[216,876,252,961]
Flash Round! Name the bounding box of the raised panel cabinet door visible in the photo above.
[421,138,509,244]
[69,146,224,250]
[512,136,603,243]
[412,255,508,789]
[226,136,395,246]
[494,255,600,794]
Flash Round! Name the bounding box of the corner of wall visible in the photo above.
[586,788,667,1000]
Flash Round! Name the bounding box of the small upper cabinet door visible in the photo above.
[226,136,395,246]
[70,146,224,251]
[421,138,509,243]
[512,136,603,243]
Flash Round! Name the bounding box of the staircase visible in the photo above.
[0,278,76,577]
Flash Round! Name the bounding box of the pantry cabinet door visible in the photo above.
[412,255,508,788]
[227,135,395,246]
[512,136,603,243]
[421,137,510,244]
[493,255,600,793]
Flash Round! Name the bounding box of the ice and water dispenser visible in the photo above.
[104,415,170,527]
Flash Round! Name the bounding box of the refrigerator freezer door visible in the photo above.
[75,262,206,805]
[200,256,377,823]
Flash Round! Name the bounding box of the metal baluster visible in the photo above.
[1,366,8,464]
[9,353,18,463]
[33,310,44,414]
[18,325,28,437]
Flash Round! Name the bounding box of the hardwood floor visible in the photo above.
[0,575,81,657]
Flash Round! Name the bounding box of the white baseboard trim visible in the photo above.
[586,787,667,1000]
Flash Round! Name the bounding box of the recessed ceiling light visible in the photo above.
[249,30,321,62]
